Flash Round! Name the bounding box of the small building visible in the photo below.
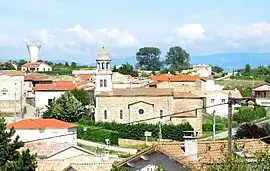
[0,70,26,120]
[114,131,268,171]
[252,83,270,107]
[21,62,52,72]
[33,81,84,113]
[6,118,77,144]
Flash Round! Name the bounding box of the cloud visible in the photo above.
[28,25,139,48]
[167,22,270,54]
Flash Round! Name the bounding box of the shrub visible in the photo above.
[233,106,266,124]
[203,123,226,132]
[78,119,193,141]
[77,125,120,145]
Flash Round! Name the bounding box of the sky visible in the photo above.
[0,0,270,63]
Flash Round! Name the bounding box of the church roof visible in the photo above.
[97,46,110,60]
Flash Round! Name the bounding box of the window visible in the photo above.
[48,99,53,105]
[222,99,225,103]
[104,79,107,87]
[255,91,266,98]
[100,79,103,87]
[43,68,45,71]
[160,110,163,119]
[102,62,105,69]
[211,99,215,103]
[138,109,144,114]
[1,88,8,95]
[106,62,109,69]
[120,110,123,119]
[104,110,107,120]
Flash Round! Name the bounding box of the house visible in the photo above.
[112,72,150,89]
[0,60,18,70]
[21,62,52,72]
[0,70,26,121]
[33,80,85,113]
[24,73,53,98]
[252,83,270,107]
[181,64,212,77]
[114,131,268,171]
[6,118,77,144]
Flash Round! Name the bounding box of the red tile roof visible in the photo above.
[33,81,84,91]
[0,70,24,76]
[24,73,52,81]
[22,62,42,68]
[78,74,93,81]
[150,75,199,82]
[6,118,76,129]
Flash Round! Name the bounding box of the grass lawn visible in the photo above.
[216,79,264,88]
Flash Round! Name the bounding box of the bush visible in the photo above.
[203,123,226,132]
[78,119,193,141]
[77,125,120,145]
[233,106,266,124]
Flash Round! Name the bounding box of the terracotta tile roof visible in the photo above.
[114,139,269,170]
[33,80,84,91]
[6,118,77,129]
[78,74,94,81]
[0,70,24,76]
[96,88,174,97]
[22,62,42,68]
[150,75,199,82]
[200,76,214,81]
[24,73,52,81]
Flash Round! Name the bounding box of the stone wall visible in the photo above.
[0,100,23,113]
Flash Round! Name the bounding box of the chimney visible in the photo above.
[27,44,41,63]
[183,131,198,160]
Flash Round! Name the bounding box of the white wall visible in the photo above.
[205,92,228,117]
[113,83,142,89]
[13,127,77,144]
[0,75,24,100]
[38,63,52,72]
[95,72,112,92]
[35,91,66,109]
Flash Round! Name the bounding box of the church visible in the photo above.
[93,47,205,133]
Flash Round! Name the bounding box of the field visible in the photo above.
[216,79,264,88]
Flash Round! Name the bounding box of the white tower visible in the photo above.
[27,44,41,63]
[94,46,113,93]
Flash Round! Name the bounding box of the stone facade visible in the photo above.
[95,89,205,134]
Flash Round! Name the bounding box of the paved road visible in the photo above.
[201,119,270,140]
[78,139,138,154]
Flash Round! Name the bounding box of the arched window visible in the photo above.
[98,63,100,69]
[104,79,107,87]
[160,110,163,119]
[106,62,109,69]
[102,62,105,69]
[100,79,103,87]
[120,110,123,119]
[104,110,107,120]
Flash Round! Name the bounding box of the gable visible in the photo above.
[46,145,96,160]
[253,84,270,91]
[128,101,154,109]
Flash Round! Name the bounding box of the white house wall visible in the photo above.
[35,91,66,109]
[205,92,228,117]
[13,128,77,144]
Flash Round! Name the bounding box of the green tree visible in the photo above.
[243,64,252,76]
[64,62,69,67]
[211,65,224,73]
[0,62,16,70]
[15,59,27,69]
[44,61,53,66]
[71,62,77,68]
[239,87,251,97]
[112,65,118,72]
[0,118,37,171]
[118,63,138,77]
[42,91,89,122]
[136,47,163,71]
[165,46,190,71]
[70,89,90,106]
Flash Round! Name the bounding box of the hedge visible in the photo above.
[78,118,193,141]
[233,106,266,123]
[77,125,120,145]
[203,123,225,132]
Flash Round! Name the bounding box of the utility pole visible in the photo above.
[158,121,162,141]
[212,110,216,141]
[228,92,233,168]
[20,81,23,119]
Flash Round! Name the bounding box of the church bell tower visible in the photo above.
[94,46,113,93]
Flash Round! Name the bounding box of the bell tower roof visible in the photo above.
[97,46,110,60]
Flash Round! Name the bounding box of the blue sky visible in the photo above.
[0,0,270,63]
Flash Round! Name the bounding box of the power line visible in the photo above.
[127,102,229,124]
